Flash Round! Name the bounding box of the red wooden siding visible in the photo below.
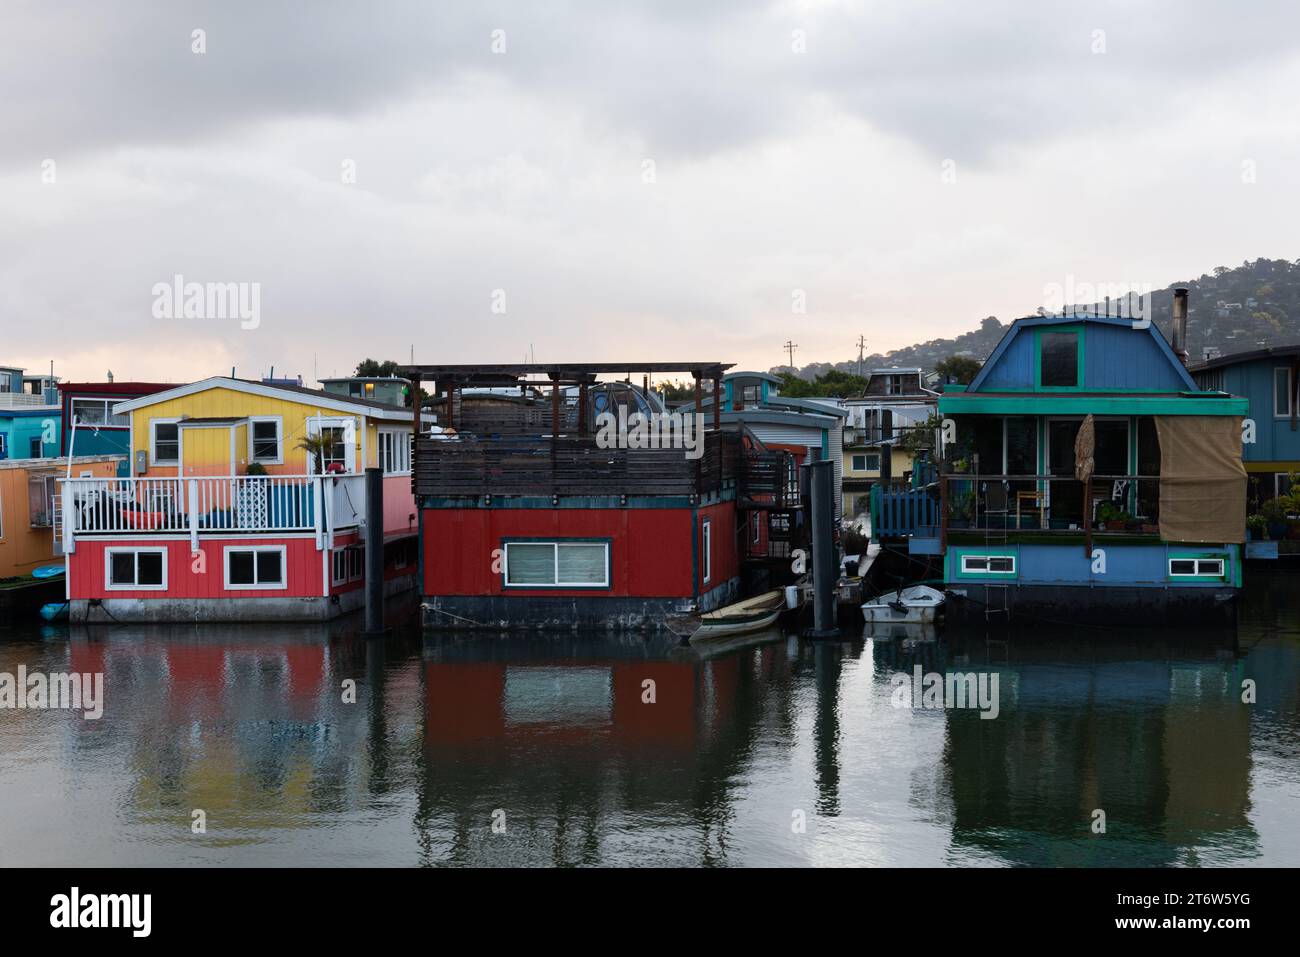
[420,506,738,598]
[697,501,738,592]
[68,535,323,599]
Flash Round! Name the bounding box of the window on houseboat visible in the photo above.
[1040,332,1079,388]
[504,541,609,587]
[1169,558,1225,577]
[319,426,348,472]
[1274,367,1293,417]
[251,419,281,462]
[72,397,129,428]
[226,547,286,588]
[107,549,166,588]
[152,422,180,463]
[702,519,712,584]
[379,430,410,475]
[961,554,1015,574]
[333,546,363,584]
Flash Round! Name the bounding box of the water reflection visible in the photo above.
[0,573,1298,866]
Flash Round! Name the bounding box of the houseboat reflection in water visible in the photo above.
[0,575,1296,866]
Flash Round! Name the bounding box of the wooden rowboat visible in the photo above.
[693,589,787,641]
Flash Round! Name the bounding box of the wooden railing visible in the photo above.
[413,431,740,498]
[870,471,1162,541]
[59,474,367,544]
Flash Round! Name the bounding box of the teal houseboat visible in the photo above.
[877,292,1250,624]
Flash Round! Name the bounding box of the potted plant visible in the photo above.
[1097,502,1125,531]
[1246,514,1267,541]
[948,490,975,528]
[1260,499,1287,540]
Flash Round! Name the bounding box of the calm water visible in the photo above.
[2,578,1298,867]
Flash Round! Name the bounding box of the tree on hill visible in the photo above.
[777,369,868,398]
[934,355,983,384]
[354,358,402,378]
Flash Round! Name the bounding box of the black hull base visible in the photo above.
[944,583,1239,628]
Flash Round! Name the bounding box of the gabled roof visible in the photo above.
[966,314,1198,393]
[111,376,413,421]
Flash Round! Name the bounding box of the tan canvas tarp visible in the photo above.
[1154,416,1246,544]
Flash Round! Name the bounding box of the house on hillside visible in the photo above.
[61,376,417,622]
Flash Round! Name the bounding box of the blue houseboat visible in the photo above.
[877,291,1250,624]
[1190,344,1300,504]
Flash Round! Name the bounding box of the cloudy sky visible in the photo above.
[3,0,1299,384]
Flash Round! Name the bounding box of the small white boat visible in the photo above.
[861,584,946,624]
[693,590,787,641]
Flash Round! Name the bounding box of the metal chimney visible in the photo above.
[1171,288,1189,364]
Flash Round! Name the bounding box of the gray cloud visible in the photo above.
[7,1,1300,167]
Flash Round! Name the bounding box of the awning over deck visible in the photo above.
[1154,416,1247,544]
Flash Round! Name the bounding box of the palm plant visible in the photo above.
[296,433,334,474]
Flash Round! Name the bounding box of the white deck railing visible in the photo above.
[58,474,367,551]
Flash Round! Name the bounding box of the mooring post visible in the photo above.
[363,466,387,636]
[806,459,839,638]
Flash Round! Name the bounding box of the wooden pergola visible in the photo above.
[397,362,734,444]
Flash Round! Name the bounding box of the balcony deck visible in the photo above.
[59,474,369,548]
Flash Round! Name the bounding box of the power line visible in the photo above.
[784,340,798,368]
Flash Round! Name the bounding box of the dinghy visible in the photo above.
[693,589,787,641]
[861,584,945,624]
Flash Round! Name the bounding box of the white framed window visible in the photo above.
[304,420,355,473]
[71,397,129,428]
[224,545,287,590]
[1169,558,1225,578]
[1275,367,1294,418]
[702,519,712,584]
[378,429,411,475]
[332,545,363,585]
[503,541,609,588]
[28,436,42,458]
[248,416,283,464]
[151,419,181,465]
[105,548,167,590]
[961,554,1016,574]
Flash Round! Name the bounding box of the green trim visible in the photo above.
[1034,325,1085,392]
[939,395,1248,416]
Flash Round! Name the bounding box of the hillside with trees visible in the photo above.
[773,258,1300,382]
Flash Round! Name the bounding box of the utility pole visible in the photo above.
[856,335,867,378]
[784,340,798,369]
